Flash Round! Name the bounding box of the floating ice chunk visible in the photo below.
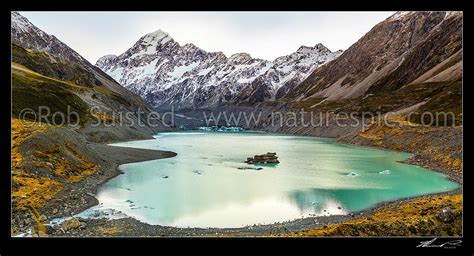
[198,126,246,132]
[237,166,263,171]
[346,171,359,177]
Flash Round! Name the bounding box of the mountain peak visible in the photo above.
[183,43,200,51]
[146,29,168,37]
[123,29,175,59]
[297,43,330,54]
[314,43,328,50]
[11,11,33,32]
[96,54,117,68]
[228,53,253,64]
[141,29,173,44]
[296,45,311,52]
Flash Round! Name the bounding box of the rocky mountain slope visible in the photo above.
[237,44,342,104]
[11,12,175,236]
[11,11,173,141]
[96,30,341,110]
[286,11,462,108]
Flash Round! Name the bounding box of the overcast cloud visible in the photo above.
[19,11,394,63]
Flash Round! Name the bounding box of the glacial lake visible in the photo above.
[98,131,459,228]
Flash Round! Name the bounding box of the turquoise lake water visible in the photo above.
[98,131,459,228]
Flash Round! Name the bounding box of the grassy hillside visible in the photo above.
[408,81,462,126]
[292,80,462,127]
[12,43,101,87]
[12,64,91,125]
[11,44,135,126]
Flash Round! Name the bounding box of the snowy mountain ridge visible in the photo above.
[96,29,342,110]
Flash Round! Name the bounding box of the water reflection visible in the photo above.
[97,131,459,228]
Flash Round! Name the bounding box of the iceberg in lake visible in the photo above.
[198,126,215,132]
[198,126,246,132]
[346,171,359,177]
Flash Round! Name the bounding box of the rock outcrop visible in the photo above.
[245,152,280,164]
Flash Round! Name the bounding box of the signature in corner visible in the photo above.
[417,238,462,248]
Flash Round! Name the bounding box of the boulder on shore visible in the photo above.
[61,217,85,231]
[437,207,455,223]
[245,152,280,164]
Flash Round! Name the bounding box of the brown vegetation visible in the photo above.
[12,118,97,210]
[12,118,63,210]
[290,194,462,236]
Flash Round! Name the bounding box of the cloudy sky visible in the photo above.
[19,12,394,64]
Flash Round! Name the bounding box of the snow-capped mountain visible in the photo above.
[96,30,341,110]
[238,44,342,103]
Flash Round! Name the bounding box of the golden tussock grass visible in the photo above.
[99,226,121,236]
[12,176,63,210]
[289,194,462,236]
[12,118,97,212]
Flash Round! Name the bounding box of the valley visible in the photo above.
[11,11,462,237]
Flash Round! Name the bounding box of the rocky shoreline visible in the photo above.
[58,143,177,215]
[12,139,177,237]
